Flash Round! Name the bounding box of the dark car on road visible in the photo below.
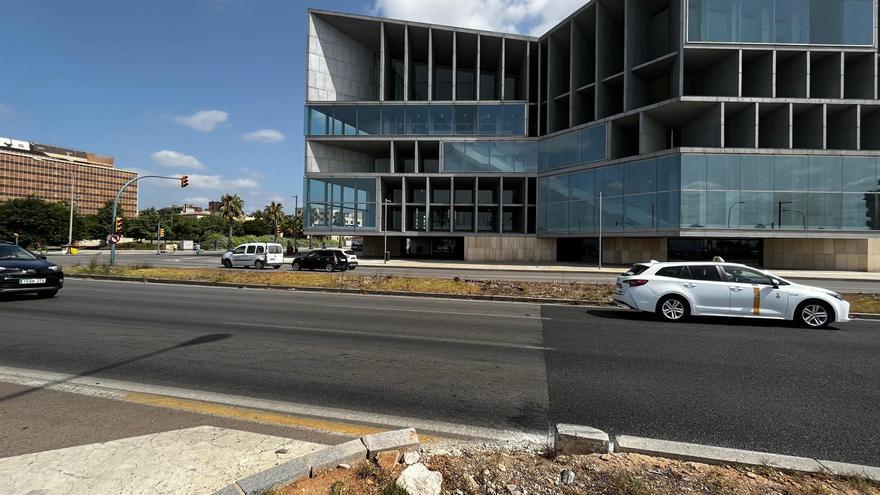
[0,242,64,298]
[290,249,349,272]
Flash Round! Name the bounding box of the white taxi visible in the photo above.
[613,259,850,328]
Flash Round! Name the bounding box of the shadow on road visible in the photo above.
[585,309,843,331]
[0,333,233,402]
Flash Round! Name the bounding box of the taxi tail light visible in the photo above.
[625,279,649,287]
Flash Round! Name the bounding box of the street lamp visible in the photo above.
[777,201,792,229]
[728,201,745,228]
[783,208,807,229]
[383,199,391,263]
[291,195,299,253]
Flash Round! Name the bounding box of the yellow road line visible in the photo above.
[125,392,385,437]
[124,392,442,442]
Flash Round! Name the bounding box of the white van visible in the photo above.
[221,242,284,269]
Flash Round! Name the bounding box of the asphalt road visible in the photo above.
[46,252,880,293]
[0,279,878,465]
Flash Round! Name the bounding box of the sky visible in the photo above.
[0,0,582,213]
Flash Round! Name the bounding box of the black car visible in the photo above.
[290,249,348,272]
[0,242,64,298]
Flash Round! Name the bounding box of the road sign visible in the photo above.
[107,233,121,245]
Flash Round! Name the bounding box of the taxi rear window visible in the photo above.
[623,264,650,276]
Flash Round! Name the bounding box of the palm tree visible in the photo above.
[218,194,244,248]
[264,201,285,241]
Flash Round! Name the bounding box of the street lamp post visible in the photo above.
[291,195,299,253]
[728,201,745,228]
[383,199,391,263]
[110,175,187,266]
[777,201,792,229]
[598,192,603,270]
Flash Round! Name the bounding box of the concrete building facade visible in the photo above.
[0,137,138,216]
[302,1,880,270]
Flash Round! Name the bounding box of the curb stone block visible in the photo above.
[818,460,880,481]
[307,439,368,477]
[211,484,245,495]
[361,428,419,458]
[554,424,613,454]
[235,456,311,495]
[615,436,825,473]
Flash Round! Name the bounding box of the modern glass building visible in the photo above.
[303,0,880,270]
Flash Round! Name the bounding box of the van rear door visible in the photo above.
[266,244,283,264]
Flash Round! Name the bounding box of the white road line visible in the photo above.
[0,365,548,443]
[221,321,553,351]
[322,304,549,320]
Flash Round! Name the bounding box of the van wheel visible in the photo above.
[292,262,301,271]
[325,263,335,272]
[656,295,689,323]
[222,259,232,268]
[795,300,833,329]
[254,260,264,270]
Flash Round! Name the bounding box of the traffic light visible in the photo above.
[180,175,189,188]
[115,218,124,233]
[159,228,165,238]
[275,224,282,236]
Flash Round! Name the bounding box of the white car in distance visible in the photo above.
[613,259,850,328]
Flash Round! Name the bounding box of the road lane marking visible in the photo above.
[0,365,544,442]
[220,321,553,351]
[313,304,550,320]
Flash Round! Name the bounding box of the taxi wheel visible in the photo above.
[656,295,689,323]
[795,301,832,329]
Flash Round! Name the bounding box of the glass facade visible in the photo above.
[305,103,526,137]
[687,0,875,45]
[539,153,880,234]
[304,178,378,230]
[443,141,538,173]
[538,124,607,172]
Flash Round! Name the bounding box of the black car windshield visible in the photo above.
[0,244,37,260]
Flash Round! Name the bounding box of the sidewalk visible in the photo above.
[358,258,880,281]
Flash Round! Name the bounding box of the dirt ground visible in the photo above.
[275,444,879,495]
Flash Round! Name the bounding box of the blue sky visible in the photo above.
[0,0,578,213]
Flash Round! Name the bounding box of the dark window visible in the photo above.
[657,265,690,279]
[256,246,265,254]
[688,265,722,281]
[245,246,256,254]
[624,264,650,276]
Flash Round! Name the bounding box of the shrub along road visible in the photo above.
[0,278,878,466]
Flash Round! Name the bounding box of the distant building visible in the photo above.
[208,200,222,214]
[0,137,138,216]
[175,203,212,218]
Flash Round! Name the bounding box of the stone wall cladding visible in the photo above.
[464,236,557,262]
[308,15,377,102]
[764,238,880,271]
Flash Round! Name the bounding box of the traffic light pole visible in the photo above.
[110,175,187,266]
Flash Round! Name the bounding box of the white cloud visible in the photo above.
[185,174,259,190]
[150,150,207,170]
[372,0,584,36]
[243,129,286,143]
[184,196,211,205]
[174,109,229,132]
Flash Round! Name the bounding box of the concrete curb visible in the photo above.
[553,423,880,481]
[66,274,598,306]
[212,428,419,495]
[851,312,880,320]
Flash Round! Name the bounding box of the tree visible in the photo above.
[242,218,270,235]
[218,193,244,248]
[124,216,155,241]
[264,201,285,239]
[95,201,124,236]
[0,197,70,248]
